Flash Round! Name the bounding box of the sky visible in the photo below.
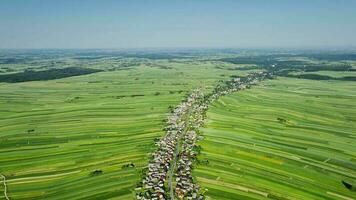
[1,0,356,49]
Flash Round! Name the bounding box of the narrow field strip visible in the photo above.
[327,191,354,200]
[6,170,81,184]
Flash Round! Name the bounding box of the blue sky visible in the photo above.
[1,0,356,49]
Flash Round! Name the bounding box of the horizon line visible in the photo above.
[1,46,356,51]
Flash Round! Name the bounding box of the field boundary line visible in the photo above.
[1,173,9,200]
[6,170,81,184]
[327,191,354,200]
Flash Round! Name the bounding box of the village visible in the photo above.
[136,71,273,200]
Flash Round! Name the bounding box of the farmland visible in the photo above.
[195,76,356,200]
[0,49,355,200]
[0,56,241,199]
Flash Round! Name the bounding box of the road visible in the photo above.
[168,107,192,200]
[1,174,9,200]
[168,135,181,200]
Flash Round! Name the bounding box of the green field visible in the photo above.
[195,77,356,200]
[0,61,242,199]
[290,70,356,78]
[1,50,356,200]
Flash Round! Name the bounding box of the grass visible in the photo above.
[195,77,356,200]
[290,70,356,78]
[0,61,242,199]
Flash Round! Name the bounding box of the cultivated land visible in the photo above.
[0,49,355,199]
[0,57,242,199]
[195,77,356,200]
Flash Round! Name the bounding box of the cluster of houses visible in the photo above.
[173,91,208,199]
[175,130,203,199]
[136,91,205,200]
[209,71,272,104]
[136,71,272,200]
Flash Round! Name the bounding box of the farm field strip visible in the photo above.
[195,77,356,200]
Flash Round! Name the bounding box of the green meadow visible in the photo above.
[0,61,240,199]
[195,77,356,200]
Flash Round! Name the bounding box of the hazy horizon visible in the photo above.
[1,0,356,49]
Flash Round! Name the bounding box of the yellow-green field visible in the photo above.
[1,52,356,200]
[0,61,241,199]
[195,77,356,200]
